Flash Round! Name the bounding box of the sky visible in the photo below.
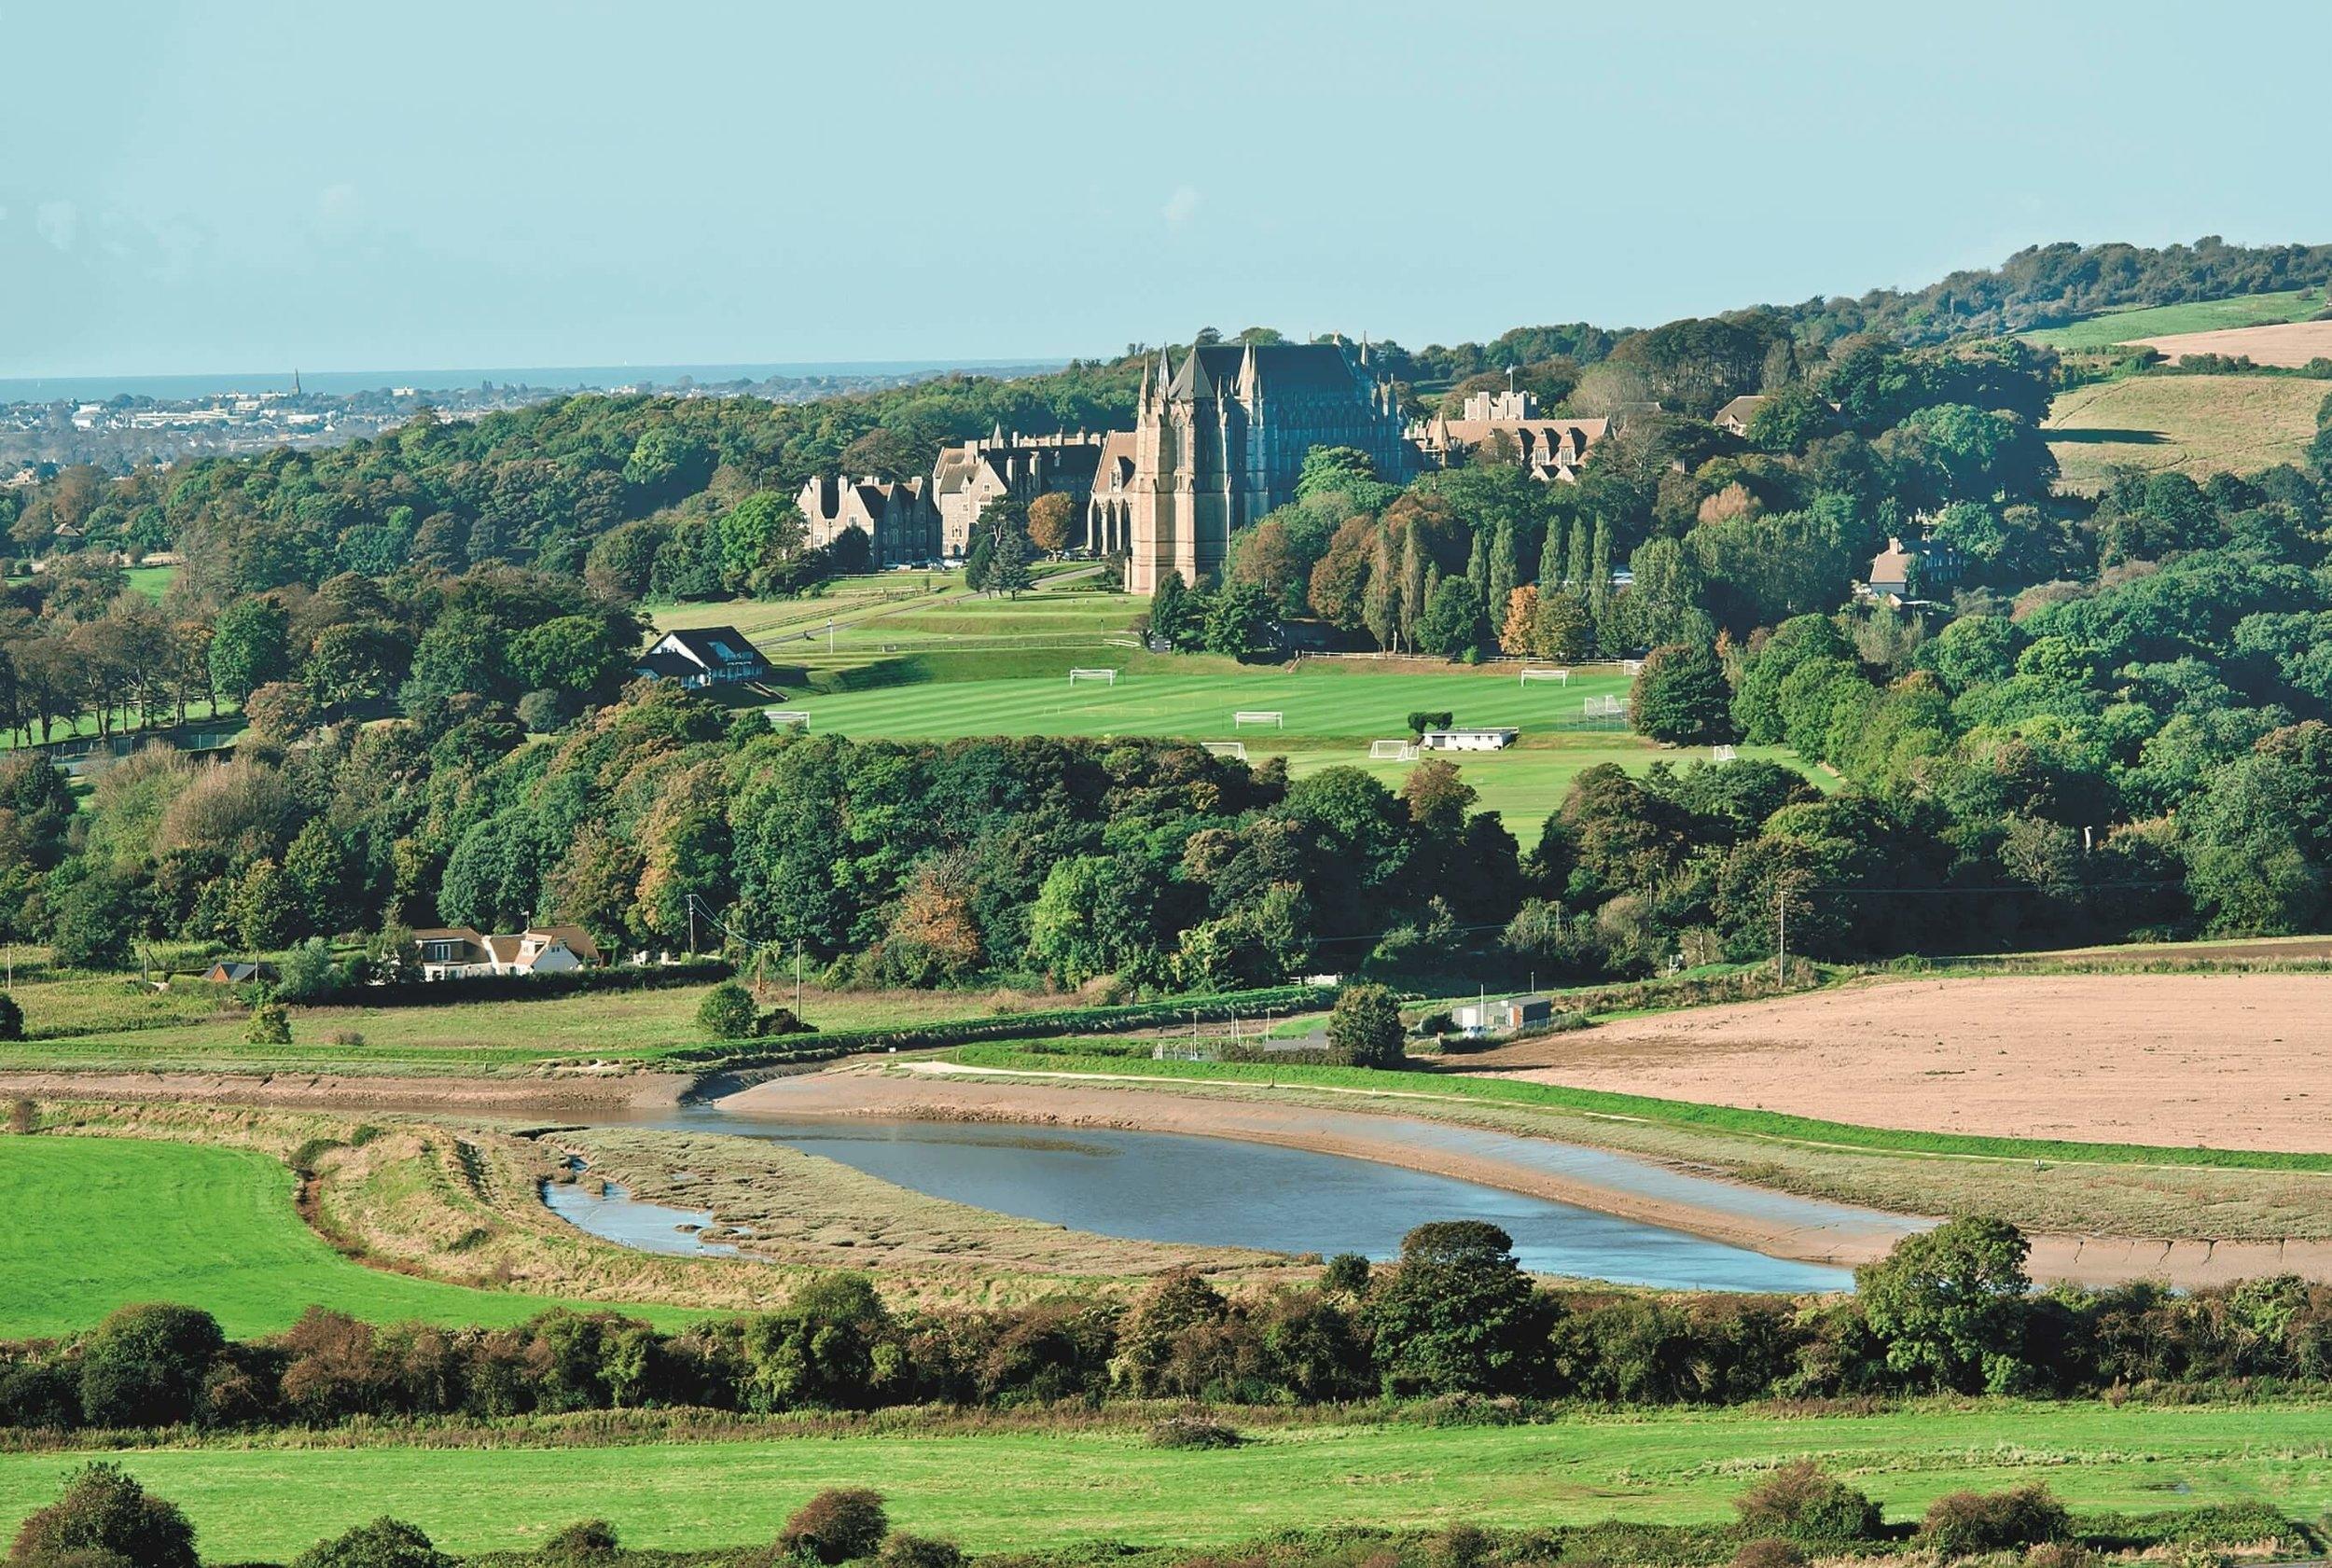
[3,0,2328,379]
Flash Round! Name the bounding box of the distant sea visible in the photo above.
[0,358,1067,404]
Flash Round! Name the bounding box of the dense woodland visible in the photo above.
[4,1218,2330,1438]
[1,243,2331,983]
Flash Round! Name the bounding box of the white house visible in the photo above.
[632,627,770,688]
[410,924,604,982]
[1420,727,1519,752]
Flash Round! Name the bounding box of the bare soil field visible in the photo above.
[1473,974,2332,1153]
[2135,318,2332,367]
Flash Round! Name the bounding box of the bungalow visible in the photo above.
[632,627,770,688]
[410,924,604,982]
[1450,994,1553,1038]
[1420,727,1519,753]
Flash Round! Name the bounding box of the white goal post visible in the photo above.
[1368,739,1421,761]
[1583,695,1629,723]
[1711,744,1738,763]
[1519,666,1570,686]
[1202,740,1248,759]
[1233,710,1284,728]
[1621,658,1645,675]
[1067,667,1117,685]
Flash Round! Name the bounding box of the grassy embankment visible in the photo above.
[2020,287,2325,350]
[0,1400,2323,1561]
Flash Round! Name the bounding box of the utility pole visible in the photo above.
[1775,890,1787,985]
[827,617,836,655]
[794,938,803,1019]
[687,894,698,956]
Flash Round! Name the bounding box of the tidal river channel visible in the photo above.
[548,1097,1892,1292]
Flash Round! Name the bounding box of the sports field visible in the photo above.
[2020,287,2325,350]
[0,1136,697,1337]
[2,1401,2320,1561]
[2043,373,2324,491]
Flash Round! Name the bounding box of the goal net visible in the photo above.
[1067,668,1117,686]
[1202,740,1248,759]
[1233,710,1284,728]
[1711,744,1738,763]
[1519,666,1570,686]
[1368,739,1420,761]
[1620,658,1645,675]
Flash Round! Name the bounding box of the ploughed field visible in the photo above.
[1,1402,2323,1561]
[1477,972,2332,1154]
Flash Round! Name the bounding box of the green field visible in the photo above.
[2044,373,2325,492]
[0,1137,698,1337]
[2021,287,2325,351]
[3,1401,2322,1561]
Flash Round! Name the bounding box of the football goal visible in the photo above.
[1067,668,1117,686]
[1620,658,1645,675]
[1711,744,1738,763]
[1202,740,1248,759]
[1368,739,1421,761]
[765,710,811,730]
[1233,710,1284,728]
[1582,695,1628,728]
[1519,666,1570,687]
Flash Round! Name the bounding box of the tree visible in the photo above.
[1363,1221,1552,1395]
[1631,643,1734,744]
[1324,983,1405,1068]
[1417,576,1487,659]
[49,873,137,971]
[0,993,20,1043]
[76,1303,225,1428]
[1855,1216,2033,1393]
[716,493,806,591]
[990,529,1034,597]
[1202,581,1276,659]
[7,1463,197,1568]
[244,1001,292,1046]
[206,597,290,703]
[1026,492,1076,555]
[697,979,758,1039]
[1149,571,1201,650]
[1405,710,1452,739]
[1533,589,1592,659]
[289,1517,452,1568]
[510,616,628,700]
[1498,586,1538,658]
[778,1490,889,1566]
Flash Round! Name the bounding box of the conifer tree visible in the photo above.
[1487,520,1518,623]
[1537,516,1565,588]
[1566,519,1592,597]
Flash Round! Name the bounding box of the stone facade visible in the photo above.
[795,474,936,565]
[1408,389,1607,482]
[1119,340,1412,595]
[930,428,1105,558]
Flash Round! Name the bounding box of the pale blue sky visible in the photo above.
[3,0,2326,377]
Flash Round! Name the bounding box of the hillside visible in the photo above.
[2134,317,2332,368]
[2020,286,2326,350]
[2042,372,2325,490]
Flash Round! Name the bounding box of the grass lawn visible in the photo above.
[0,979,1011,1075]
[2,1401,2323,1561]
[2043,374,2325,492]
[0,1136,699,1337]
[2021,287,2325,350]
[123,563,179,601]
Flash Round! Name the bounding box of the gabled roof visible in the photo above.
[1714,394,1770,426]
[655,627,765,670]
[632,650,698,680]
[1162,342,1372,401]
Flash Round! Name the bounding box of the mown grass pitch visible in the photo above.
[0,1136,701,1337]
[1,1401,2322,1561]
[788,662,1638,742]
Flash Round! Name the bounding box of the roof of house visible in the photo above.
[632,650,700,680]
[655,627,765,670]
[523,924,604,965]
[1164,342,1373,401]
[1867,536,1919,582]
[1714,394,1771,426]
[205,960,273,982]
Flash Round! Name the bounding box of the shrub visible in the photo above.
[1146,1416,1244,1450]
[2022,1545,2093,1568]
[778,1488,889,1565]
[1426,1522,1493,1568]
[244,1001,292,1046]
[276,938,340,1003]
[76,1303,226,1429]
[534,1519,620,1565]
[6,1099,32,1136]
[1733,1461,1883,1545]
[0,992,21,1043]
[290,1517,451,1568]
[1325,983,1405,1068]
[1920,1486,2070,1559]
[7,1463,197,1568]
[875,1535,962,1568]
[328,1030,366,1048]
[1730,1541,1806,1568]
[1406,710,1454,737]
[1321,1253,1371,1296]
[697,979,759,1040]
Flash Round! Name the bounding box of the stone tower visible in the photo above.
[1122,339,1411,595]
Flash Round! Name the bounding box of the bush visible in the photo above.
[7,1463,197,1568]
[1407,710,1454,738]
[6,1099,33,1135]
[1324,983,1405,1069]
[874,1535,962,1568]
[1730,1541,1806,1568]
[1920,1486,2071,1559]
[1733,1462,1882,1545]
[697,979,759,1040]
[534,1519,620,1565]
[2022,1546,2093,1568]
[76,1303,226,1429]
[328,1030,366,1048]
[1426,1522,1493,1568]
[243,1001,292,1046]
[1321,1253,1371,1296]
[1146,1416,1244,1450]
[290,1517,451,1568]
[778,1488,889,1565]
[0,992,21,1043]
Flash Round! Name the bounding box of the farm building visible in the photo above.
[1451,994,1553,1038]
[410,925,604,982]
[632,627,770,687]
[202,960,275,985]
[1421,727,1519,752]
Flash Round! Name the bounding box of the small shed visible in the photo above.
[203,960,276,986]
[1420,727,1519,753]
[1450,994,1553,1038]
